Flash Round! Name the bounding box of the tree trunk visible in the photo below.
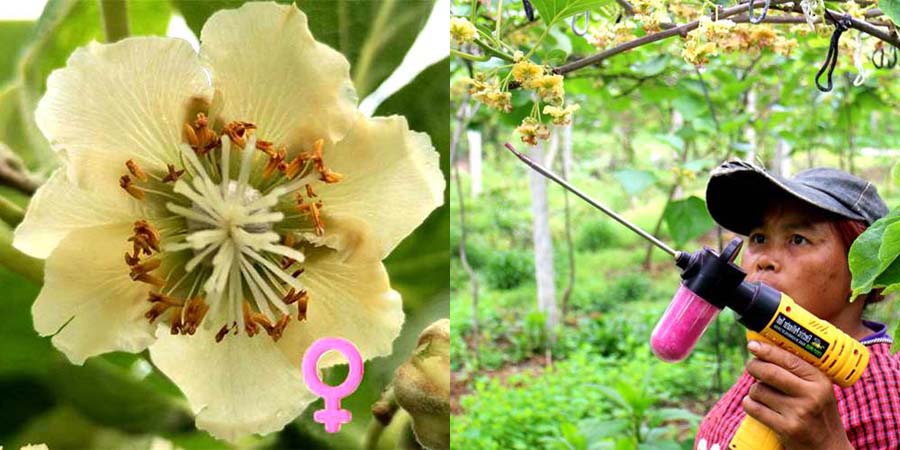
[450,98,481,368]
[528,140,558,342]
[744,88,758,164]
[544,125,560,167]
[466,129,483,198]
[559,122,576,319]
[773,138,792,177]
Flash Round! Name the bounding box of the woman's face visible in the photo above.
[739,198,851,322]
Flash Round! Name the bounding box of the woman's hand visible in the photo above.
[742,340,853,450]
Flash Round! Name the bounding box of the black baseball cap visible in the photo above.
[706,160,889,236]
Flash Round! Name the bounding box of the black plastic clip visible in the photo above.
[872,42,898,70]
[571,11,589,36]
[523,0,535,22]
[815,11,852,92]
[748,0,771,24]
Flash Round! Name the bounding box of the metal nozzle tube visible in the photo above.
[503,143,678,257]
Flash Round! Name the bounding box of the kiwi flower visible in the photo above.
[14,2,444,441]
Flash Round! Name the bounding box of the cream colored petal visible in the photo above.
[35,37,211,192]
[277,244,404,368]
[199,2,357,149]
[14,169,142,259]
[148,325,314,442]
[314,115,444,259]
[33,224,156,365]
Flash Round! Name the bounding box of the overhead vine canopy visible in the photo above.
[450,0,900,164]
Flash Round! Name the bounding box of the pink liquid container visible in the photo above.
[650,284,721,362]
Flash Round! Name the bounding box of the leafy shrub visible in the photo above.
[604,273,652,305]
[576,220,619,251]
[485,250,534,290]
[556,306,658,359]
[451,350,700,450]
[450,226,490,269]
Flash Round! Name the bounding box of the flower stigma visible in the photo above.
[119,113,341,342]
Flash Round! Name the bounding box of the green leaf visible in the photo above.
[849,207,900,298]
[891,160,900,188]
[663,196,715,248]
[298,0,435,99]
[578,417,629,442]
[0,21,34,85]
[631,55,668,78]
[531,0,613,26]
[376,58,449,309]
[0,266,52,377]
[50,355,192,433]
[613,169,657,197]
[671,95,706,121]
[560,422,588,450]
[881,0,900,28]
[170,0,253,36]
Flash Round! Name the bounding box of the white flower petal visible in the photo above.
[148,325,314,442]
[199,2,357,150]
[33,224,156,365]
[315,115,445,259]
[35,37,211,192]
[277,245,404,368]
[14,169,142,258]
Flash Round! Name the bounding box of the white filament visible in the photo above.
[166,138,305,328]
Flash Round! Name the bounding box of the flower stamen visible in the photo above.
[295,193,325,236]
[119,175,145,200]
[162,164,185,183]
[184,113,220,155]
[222,121,256,148]
[126,159,149,182]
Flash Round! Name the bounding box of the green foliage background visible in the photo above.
[0,1,447,449]
[451,0,900,448]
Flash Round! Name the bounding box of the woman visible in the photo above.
[695,161,900,450]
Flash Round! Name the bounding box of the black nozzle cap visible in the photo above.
[677,238,747,310]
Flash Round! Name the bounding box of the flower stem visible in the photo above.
[0,195,24,227]
[0,221,43,283]
[451,48,491,62]
[365,387,399,449]
[100,0,130,43]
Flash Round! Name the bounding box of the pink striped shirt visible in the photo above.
[695,321,900,449]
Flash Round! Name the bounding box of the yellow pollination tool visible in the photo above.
[729,293,870,450]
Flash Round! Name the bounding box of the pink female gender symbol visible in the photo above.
[302,337,364,433]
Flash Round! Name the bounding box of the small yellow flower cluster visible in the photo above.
[532,74,565,105]
[463,74,512,112]
[683,20,799,65]
[450,17,477,46]
[681,17,734,66]
[682,39,718,66]
[516,117,551,146]
[633,0,670,33]
[671,166,697,184]
[698,16,736,41]
[588,23,615,49]
[668,0,700,21]
[509,58,575,144]
[844,2,866,20]
[511,59,566,106]
[543,103,581,125]
[511,59,544,87]
[613,20,638,45]
[772,36,799,57]
[588,19,639,49]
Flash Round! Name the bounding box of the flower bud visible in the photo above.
[392,319,450,450]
